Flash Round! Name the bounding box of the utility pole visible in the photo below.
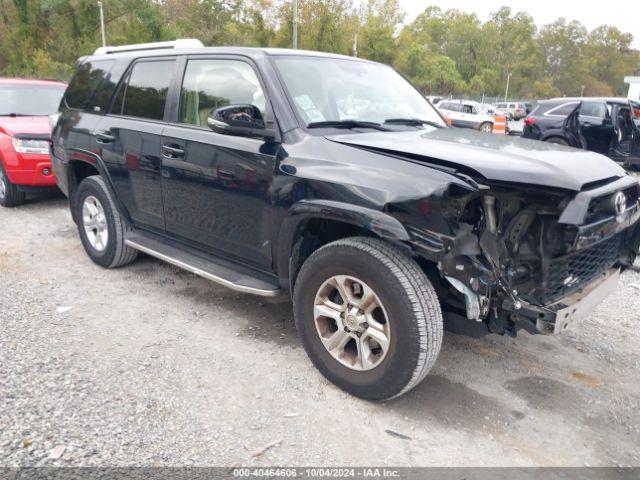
[292,0,298,49]
[97,1,106,48]
[353,31,358,57]
[504,72,512,102]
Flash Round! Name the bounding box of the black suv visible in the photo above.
[51,43,640,400]
[522,97,640,168]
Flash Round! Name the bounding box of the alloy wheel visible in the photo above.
[313,275,390,371]
[82,195,109,252]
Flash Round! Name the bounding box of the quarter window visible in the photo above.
[178,59,266,127]
[547,102,579,116]
[113,60,175,120]
[65,60,115,110]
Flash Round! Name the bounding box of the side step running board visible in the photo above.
[125,232,281,297]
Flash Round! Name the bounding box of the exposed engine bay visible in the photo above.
[432,177,640,337]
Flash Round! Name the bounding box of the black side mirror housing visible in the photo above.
[207,104,277,140]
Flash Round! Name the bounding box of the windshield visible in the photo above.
[272,56,446,128]
[0,84,65,116]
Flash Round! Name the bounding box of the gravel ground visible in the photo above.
[1,192,640,467]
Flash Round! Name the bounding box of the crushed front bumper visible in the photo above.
[504,268,621,335]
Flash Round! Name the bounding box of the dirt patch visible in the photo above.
[505,376,581,412]
[571,371,601,389]
[391,375,510,432]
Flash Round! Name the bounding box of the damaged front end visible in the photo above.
[409,175,640,337]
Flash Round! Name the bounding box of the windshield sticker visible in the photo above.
[294,94,326,122]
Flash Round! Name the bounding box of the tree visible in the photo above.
[0,0,638,100]
[357,0,404,64]
[537,18,588,96]
[395,43,465,94]
[271,0,356,54]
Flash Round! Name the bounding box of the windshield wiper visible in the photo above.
[384,118,445,129]
[307,120,391,131]
[0,113,30,117]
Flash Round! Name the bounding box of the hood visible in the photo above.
[0,116,52,137]
[327,128,626,191]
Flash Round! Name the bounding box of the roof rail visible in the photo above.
[93,39,204,56]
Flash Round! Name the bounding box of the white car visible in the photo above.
[436,100,495,133]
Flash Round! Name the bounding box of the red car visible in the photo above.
[0,78,66,207]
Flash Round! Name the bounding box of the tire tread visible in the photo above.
[77,176,138,268]
[295,236,443,400]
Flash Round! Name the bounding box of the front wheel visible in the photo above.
[74,176,138,268]
[293,237,443,400]
[0,162,26,207]
[480,122,493,133]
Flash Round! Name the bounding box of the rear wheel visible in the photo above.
[75,175,138,268]
[546,137,569,146]
[480,122,493,133]
[0,162,26,207]
[293,237,443,400]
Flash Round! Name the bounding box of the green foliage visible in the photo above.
[0,0,637,99]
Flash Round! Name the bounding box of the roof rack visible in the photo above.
[93,39,204,56]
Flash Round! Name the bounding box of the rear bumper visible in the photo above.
[49,150,69,196]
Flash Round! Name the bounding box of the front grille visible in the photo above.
[542,234,621,304]
[587,185,640,222]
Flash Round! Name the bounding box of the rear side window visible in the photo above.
[580,101,607,118]
[439,102,450,110]
[113,60,175,121]
[547,102,579,116]
[65,60,115,110]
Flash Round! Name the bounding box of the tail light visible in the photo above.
[524,116,535,126]
[443,115,452,126]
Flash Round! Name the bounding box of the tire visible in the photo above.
[293,237,443,400]
[0,161,26,207]
[74,175,138,268]
[480,122,493,133]
[546,137,569,146]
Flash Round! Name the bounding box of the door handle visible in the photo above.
[162,144,185,158]
[95,131,115,144]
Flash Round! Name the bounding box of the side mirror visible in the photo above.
[207,104,277,140]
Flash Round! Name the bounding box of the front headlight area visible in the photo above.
[11,137,50,155]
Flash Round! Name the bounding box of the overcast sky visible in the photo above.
[396,0,640,48]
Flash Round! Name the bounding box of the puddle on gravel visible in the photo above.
[390,375,513,431]
[504,375,581,412]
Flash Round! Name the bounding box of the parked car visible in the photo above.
[0,78,66,207]
[494,101,526,120]
[52,42,640,400]
[479,103,496,115]
[522,97,640,168]
[436,99,495,133]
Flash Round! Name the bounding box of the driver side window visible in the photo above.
[178,59,266,127]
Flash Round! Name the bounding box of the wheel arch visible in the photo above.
[276,200,412,296]
[65,152,130,225]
